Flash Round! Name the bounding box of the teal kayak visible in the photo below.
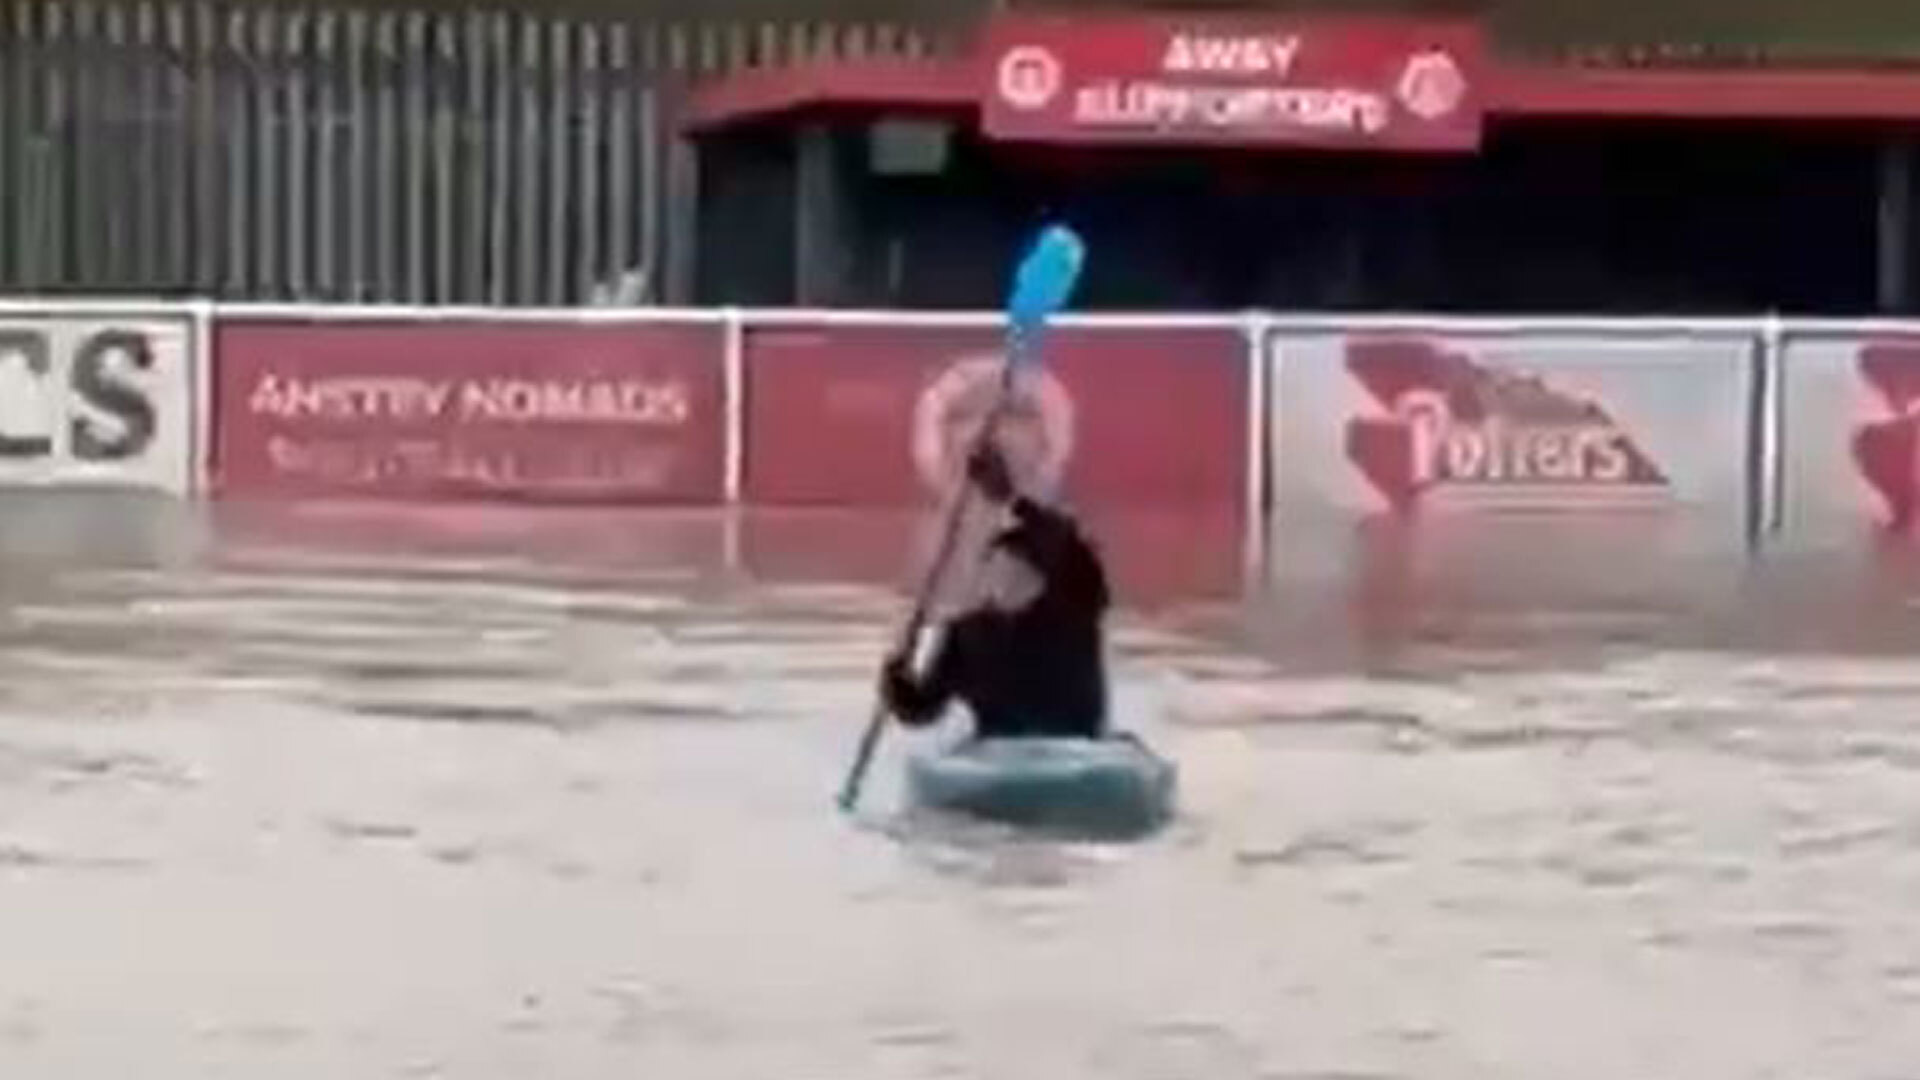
[905,734,1176,837]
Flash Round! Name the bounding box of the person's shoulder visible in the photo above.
[1011,494,1079,526]
[947,607,1002,639]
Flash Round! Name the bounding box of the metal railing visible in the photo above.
[0,0,936,304]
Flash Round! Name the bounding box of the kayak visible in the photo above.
[905,733,1176,837]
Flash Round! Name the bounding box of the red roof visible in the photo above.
[684,49,1920,134]
[683,57,977,132]
[1489,63,1920,120]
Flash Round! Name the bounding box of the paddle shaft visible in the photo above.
[836,356,1023,811]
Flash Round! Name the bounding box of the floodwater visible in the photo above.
[4,494,1920,1079]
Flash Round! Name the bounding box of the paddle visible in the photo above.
[836,223,1088,812]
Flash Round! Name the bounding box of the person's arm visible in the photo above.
[881,623,970,726]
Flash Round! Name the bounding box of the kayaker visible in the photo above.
[881,441,1110,740]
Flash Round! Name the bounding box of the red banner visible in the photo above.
[1851,340,1920,531]
[980,13,1484,151]
[213,320,727,503]
[1776,335,1920,539]
[743,320,1247,511]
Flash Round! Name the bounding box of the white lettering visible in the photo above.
[1400,391,1450,486]
[248,376,449,421]
[1532,429,1575,479]
[265,436,674,491]
[420,382,453,416]
[1161,33,1300,77]
[1395,392,1645,486]
[1161,34,1194,73]
[1586,432,1631,482]
[1075,80,1389,135]
[248,374,285,417]
[1190,37,1246,73]
[458,379,690,425]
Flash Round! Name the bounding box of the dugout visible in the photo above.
[682,13,1920,315]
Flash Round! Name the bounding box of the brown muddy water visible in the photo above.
[2,494,1920,1079]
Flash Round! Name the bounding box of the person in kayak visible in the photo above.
[881,441,1110,740]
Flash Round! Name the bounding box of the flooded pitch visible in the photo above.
[3,495,1920,1078]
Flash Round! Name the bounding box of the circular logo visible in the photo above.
[996,45,1063,112]
[1396,50,1468,121]
[912,353,1075,499]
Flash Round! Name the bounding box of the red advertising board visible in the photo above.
[213,319,726,503]
[743,320,1247,510]
[1776,333,1920,545]
[1271,329,1756,522]
[0,310,199,494]
[1267,326,1760,613]
[1849,340,1920,531]
[980,13,1484,151]
[742,320,1250,600]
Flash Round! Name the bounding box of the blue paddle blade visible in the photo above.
[1006,224,1086,359]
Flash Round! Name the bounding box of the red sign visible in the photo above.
[1852,341,1920,531]
[742,320,1247,511]
[213,320,727,502]
[740,320,1249,598]
[980,13,1484,151]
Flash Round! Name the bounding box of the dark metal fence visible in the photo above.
[0,1,934,304]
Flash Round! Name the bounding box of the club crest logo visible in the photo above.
[1396,50,1467,121]
[996,45,1063,112]
[912,352,1075,499]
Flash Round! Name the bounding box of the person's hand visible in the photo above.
[966,442,1016,504]
[881,652,914,693]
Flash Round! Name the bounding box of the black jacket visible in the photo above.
[885,497,1109,739]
